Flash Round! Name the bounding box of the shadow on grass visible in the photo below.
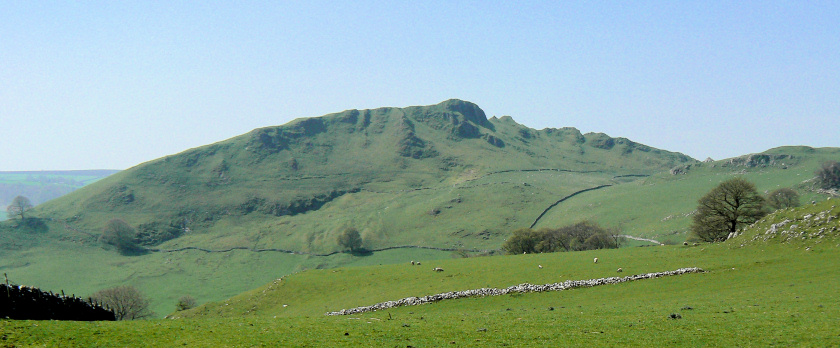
[348,248,373,256]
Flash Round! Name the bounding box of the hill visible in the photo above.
[4,198,839,346]
[0,170,118,220]
[32,99,694,253]
[2,100,837,316]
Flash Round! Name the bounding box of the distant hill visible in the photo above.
[0,170,119,220]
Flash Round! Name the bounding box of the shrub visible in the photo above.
[175,295,197,311]
[815,161,840,190]
[101,218,146,255]
[337,227,363,252]
[90,285,153,320]
[503,221,620,254]
[766,188,800,210]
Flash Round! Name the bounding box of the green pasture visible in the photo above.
[3,199,839,346]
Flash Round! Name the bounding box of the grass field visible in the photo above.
[3,199,838,346]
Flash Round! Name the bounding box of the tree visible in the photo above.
[503,221,621,254]
[690,178,767,242]
[337,227,363,252]
[101,218,144,255]
[6,195,33,220]
[766,188,800,210]
[815,161,840,190]
[90,285,153,320]
[502,228,541,254]
[175,295,197,311]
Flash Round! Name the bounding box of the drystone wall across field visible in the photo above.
[327,267,704,316]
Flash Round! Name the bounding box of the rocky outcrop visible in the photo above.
[326,267,704,315]
[723,154,794,168]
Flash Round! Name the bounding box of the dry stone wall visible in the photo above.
[326,267,704,316]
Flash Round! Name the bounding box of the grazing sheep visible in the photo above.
[593,257,599,263]
[538,265,543,269]
[410,261,415,265]
[416,262,421,265]
[617,268,623,273]
[433,267,444,272]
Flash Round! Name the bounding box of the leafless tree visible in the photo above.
[90,285,153,320]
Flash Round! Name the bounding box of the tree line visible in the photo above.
[502,221,624,254]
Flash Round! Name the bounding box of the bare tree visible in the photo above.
[90,285,153,320]
[766,188,800,210]
[6,195,33,220]
[691,178,767,242]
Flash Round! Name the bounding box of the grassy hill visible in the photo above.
[1,100,837,317]
[32,99,694,252]
[3,198,838,346]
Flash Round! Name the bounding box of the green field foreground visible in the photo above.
[3,199,839,346]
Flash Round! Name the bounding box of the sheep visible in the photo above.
[410,261,415,265]
[617,268,623,273]
[593,257,599,263]
[538,265,543,269]
[433,267,444,272]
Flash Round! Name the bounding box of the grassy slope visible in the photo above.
[537,146,840,240]
[3,199,839,346]
[31,100,694,254]
[0,100,700,314]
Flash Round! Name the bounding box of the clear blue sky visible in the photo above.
[2,1,838,171]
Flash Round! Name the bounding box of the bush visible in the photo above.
[175,295,197,311]
[502,221,621,254]
[766,188,800,210]
[90,285,153,320]
[815,161,840,190]
[101,218,146,255]
[502,228,541,254]
[337,227,363,252]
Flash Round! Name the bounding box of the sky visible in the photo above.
[2,1,838,171]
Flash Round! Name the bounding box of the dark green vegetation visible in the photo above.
[690,178,767,243]
[1,100,837,317]
[502,221,621,254]
[3,199,839,346]
[0,170,118,221]
[815,160,840,189]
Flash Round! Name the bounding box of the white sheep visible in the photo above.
[593,257,599,263]
[538,265,543,269]
[617,268,623,273]
[433,267,444,272]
